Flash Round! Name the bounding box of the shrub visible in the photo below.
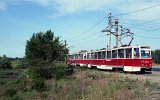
[37,67,53,79]
[0,58,12,69]
[52,63,68,80]
[31,77,46,91]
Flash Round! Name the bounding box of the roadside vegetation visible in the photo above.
[0,30,160,100]
[152,50,160,64]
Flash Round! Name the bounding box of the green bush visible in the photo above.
[37,67,53,79]
[52,63,68,80]
[27,68,46,91]
[17,73,30,91]
[31,77,46,91]
[0,58,12,69]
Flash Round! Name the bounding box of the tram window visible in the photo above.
[91,53,94,59]
[95,52,98,59]
[69,55,74,59]
[98,52,102,59]
[68,55,71,60]
[112,50,117,58]
[134,48,140,58]
[125,48,132,58]
[87,53,90,59]
[79,54,83,59]
[107,51,111,58]
[141,50,150,58]
[75,54,78,59]
[102,51,106,59]
[118,49,124,58]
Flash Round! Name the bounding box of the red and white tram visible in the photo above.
[67,46,152,72]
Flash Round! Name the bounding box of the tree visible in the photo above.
[152,50,160,64]
[0,56,12,69]
[25,30,69,65]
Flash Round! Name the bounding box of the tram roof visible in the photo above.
[69,45,150,55]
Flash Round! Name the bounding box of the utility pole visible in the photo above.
[115,18,119,48]
[102,13,112,50]
[107,13,111,50]
[64,40,67,63]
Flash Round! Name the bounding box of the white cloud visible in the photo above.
[25,0,160,20]
[22,0,114,16]
[1,0,160,20]
[114,0,160,20]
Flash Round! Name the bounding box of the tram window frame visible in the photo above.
[107,51,111,59]
[83,53,87,59]
[112,50,117,58]
[118,49,124,58]
[125,48,132,58]
[102,51,106,59]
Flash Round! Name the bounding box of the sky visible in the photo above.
[0,0,160,57]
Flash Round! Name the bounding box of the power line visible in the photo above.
[135,34,160,39]
[114,3,160,17]
[69,33,106,47]
[68,17,107,41]
[69,3,160,43]
[69,31,101,42]
[120,17,160,29]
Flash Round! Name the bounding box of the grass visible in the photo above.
[1,67,160,100]
[11,60,21,69]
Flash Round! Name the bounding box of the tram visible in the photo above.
[67,46,152,72]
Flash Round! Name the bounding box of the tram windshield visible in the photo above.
[141,50,151,58]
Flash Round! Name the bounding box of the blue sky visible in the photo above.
[0,0,160,57]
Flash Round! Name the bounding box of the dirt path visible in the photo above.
[112,72,160,83]
[103,66,160,83]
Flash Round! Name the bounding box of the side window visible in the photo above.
[118,49,124,58]
[102,51,106,59]
[95,52,98,59]
[98,52,102,59]
[69,55,74,59]
[75,54,78,59]
[125,48,132,58]
[134,48,140,58]
[112,50,117,58]
[87,53,90,59]
[91,53,94,59]
[107,51,111,58]
[80,54,83,59]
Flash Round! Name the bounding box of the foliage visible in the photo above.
[52,63,68,80]
[11,59,28,69]
[31,77,46,91]
[1,67,160,99]
[25,29,69,66]
[152,50,160,64]
[0,56,12,69]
